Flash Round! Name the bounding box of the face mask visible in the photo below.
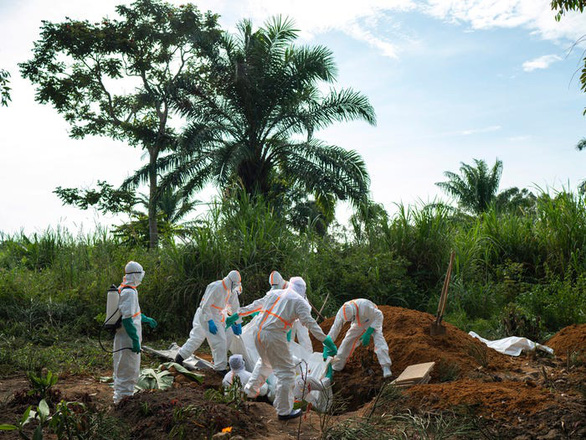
[233,285,242,295]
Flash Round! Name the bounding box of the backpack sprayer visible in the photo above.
[98,284,133,353]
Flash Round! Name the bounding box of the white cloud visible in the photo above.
[440,125,502,136]
[422,0,586,44]
[196,0,416,57]
[522,54,562,71]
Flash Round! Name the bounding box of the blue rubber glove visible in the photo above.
[141,315,158,329]
[322,335,337,360]
[208,319,218,335]
[286,329,292,342]
[122,318,141,353]
[360,327,375,346]
[232,323,242,336]
[225,313,240,328]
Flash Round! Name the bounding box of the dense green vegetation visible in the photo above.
[1,187,585,375]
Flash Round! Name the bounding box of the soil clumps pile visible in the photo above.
[405,379,554,419]
[116,387,264,439]
[546,323,586,357]
[312,306,511,411]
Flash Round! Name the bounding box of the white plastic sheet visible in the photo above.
[469,331,554,356]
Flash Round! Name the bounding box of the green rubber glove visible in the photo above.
[250,311,260,318]
[322,335,337,359]
[360,327,375,346]
[122,318,141,353]
[225,313,240,328]
[325,364,334,380]
[141,315,158,329]
[286,329,292,342]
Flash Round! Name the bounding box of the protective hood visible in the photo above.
[223,270,242,294]
[228,354,245,372]
[123,261,144,287]
[289,276,306,299]
[269,270,288,290]
[342,301,358,322]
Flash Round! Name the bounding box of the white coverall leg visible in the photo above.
[177,309,207,360]
[332,324,368,371]
[332,324,391,371]
[245,356,274,397]
[256,331,296,416]
[207,320,230,371]
[372,326,392,368]
[178,309,232,371]
[113,324,142,403]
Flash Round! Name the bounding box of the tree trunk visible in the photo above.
[148,148,159,249]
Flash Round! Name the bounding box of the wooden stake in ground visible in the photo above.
[430,251,455,336]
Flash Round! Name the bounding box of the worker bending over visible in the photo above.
[328,298,392,378]
[175,270,242,374]
[226,276,337,420]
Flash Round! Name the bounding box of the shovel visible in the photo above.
[430,251,455,336]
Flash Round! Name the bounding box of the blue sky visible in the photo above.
[0,0,585,234]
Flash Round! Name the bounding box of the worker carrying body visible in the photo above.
[226,276,337,420]
[237,271,312,351]
[175,270,242,374]
[113,261,157,404]
[328,298,392,378]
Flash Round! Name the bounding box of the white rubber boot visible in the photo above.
[382,365,392,379]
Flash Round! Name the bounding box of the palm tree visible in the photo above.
[150,16,376,208]
[436,158,503,215]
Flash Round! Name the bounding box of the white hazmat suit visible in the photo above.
[244,277,329,419]
[328,298,392,377]
[177,270,242,372]
[239,271,312,351]
[113,261,146,404]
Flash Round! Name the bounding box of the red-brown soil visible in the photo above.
[546,323,586,357]
[312,306,512,410]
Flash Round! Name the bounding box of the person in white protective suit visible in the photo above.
[113,261,158,404]
[328,298,392,378]
[238,271,312,351]
[222,354,268,396]
[226,276,338,420]
[174,270,242,374]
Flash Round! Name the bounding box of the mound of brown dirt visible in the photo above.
[313,306,511,410]
[116,387,265,439]
[404,379,555,420]
[547,324,586,357]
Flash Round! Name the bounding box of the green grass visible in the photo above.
[1,188,586,350]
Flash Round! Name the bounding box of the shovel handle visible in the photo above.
[436,251,455,322]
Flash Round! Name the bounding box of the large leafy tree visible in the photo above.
[436,158,503,215]
[20,0,220,248]
[145,17,376,214]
